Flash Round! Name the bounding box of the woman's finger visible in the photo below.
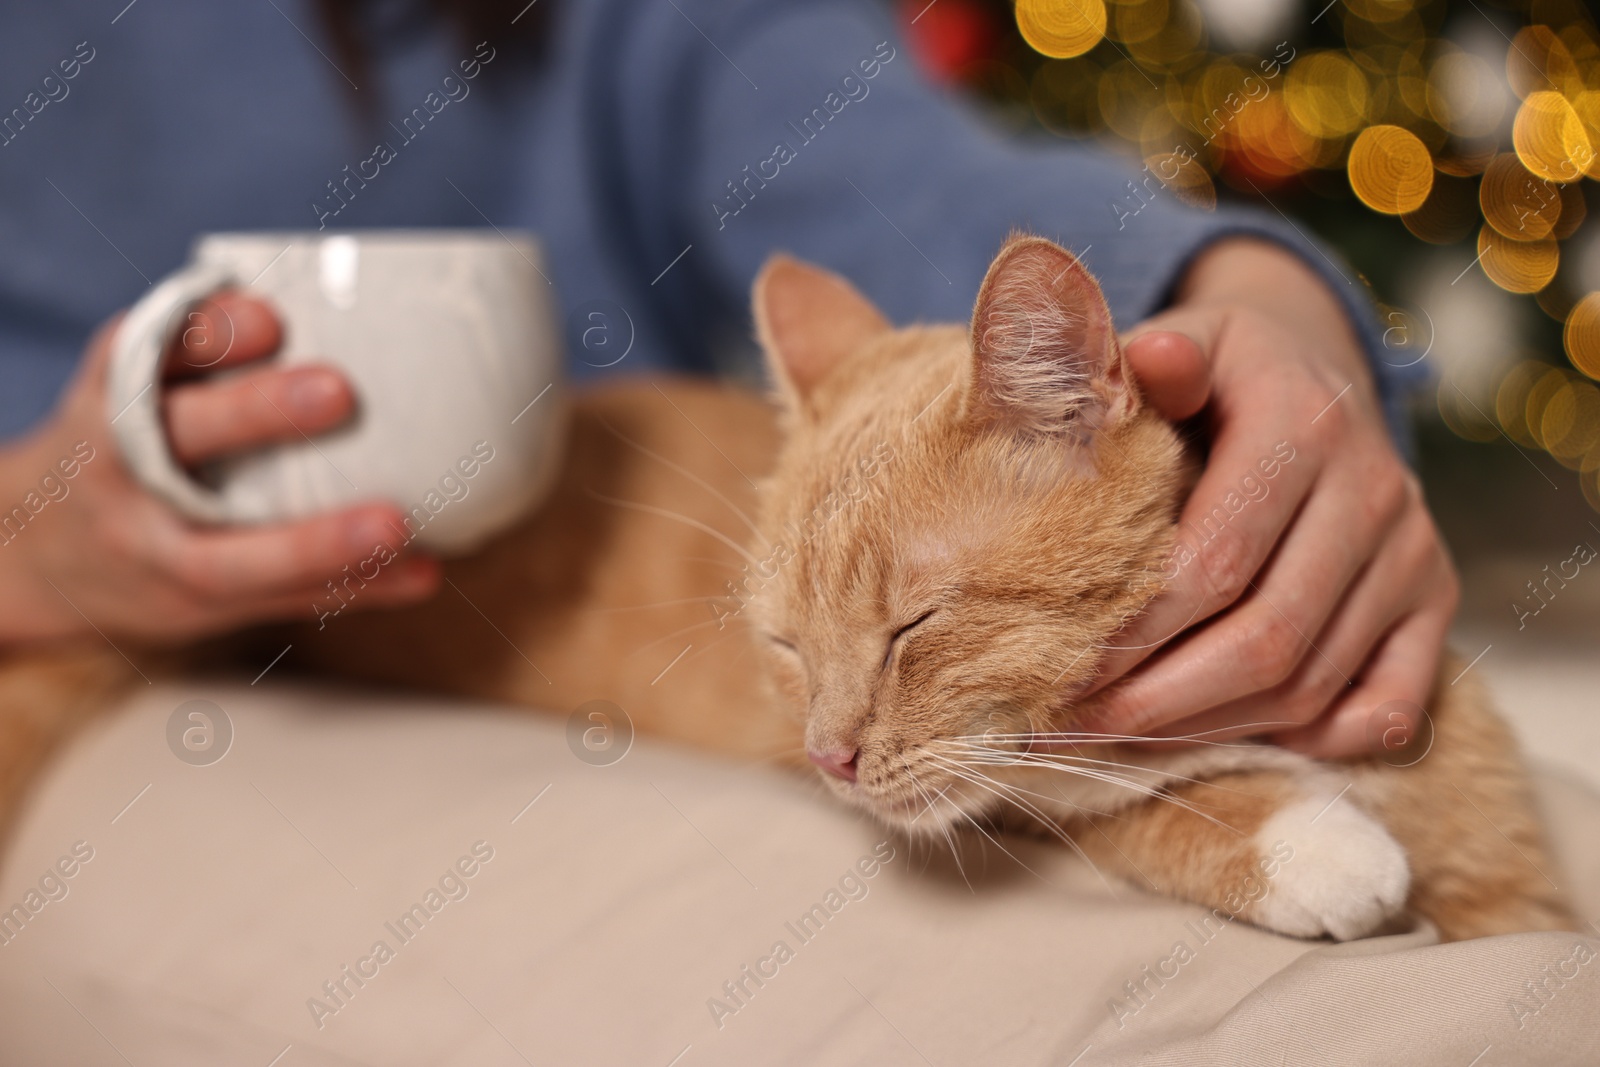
[207,555,442,632]
[1084,457,1404,736]
[1085,354,1323,695]
[164,364,355,466]
[144,502,427,604]
[1272,596,1454,758]
[163,289,283,377]
[1122,329,1212,420]
[1136,492,1443,744]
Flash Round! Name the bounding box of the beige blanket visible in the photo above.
[0,683,1595,1065]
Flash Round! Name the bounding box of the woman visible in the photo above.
[0,0,1454,756]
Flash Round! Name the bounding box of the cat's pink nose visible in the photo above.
[809,747,858,782]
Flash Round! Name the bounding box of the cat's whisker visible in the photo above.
[956,751,1231,816]
[595,416,769,545]
[1112,720,1303,740]
[952,722,1299,746]
[674,623,752,667]
[931,747,1241,836]
[926,747,1119,811]
[935,741,1251,797]
[985,754,1138,886]
[903,772,945,828]
[922,755,1092,857]
[941,751,1160,809]
[622,615,729,659]
[585,489,764,570]
[960,745,1168,895]
[922,754,1118,896]
[894,784,938,877]
[907,771,972,891]
[954,800,1053,888]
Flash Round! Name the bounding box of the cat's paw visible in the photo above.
[1249,794,1410,941]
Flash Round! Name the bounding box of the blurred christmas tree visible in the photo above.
[897,0,1600,512]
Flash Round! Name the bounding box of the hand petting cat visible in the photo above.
[1078,237,1460,760]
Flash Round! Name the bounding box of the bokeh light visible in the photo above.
[1480,154,1562,241]
[1017,0,1107,59]
[985,0,1600,513]
[1478,225,1560,293]
[1497,361,1549,447]
[1513,91,1592,183]
[1285,52,1370,139]
[1566,292,1600,379]
[1349,124,1433,214]
[1541,376,1600,463]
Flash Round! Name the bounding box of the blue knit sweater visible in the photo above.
[0,0,1416,444]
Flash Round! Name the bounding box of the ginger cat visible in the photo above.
[0,236,1574,943]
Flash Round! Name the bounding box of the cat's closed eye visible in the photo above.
[883,610,936,668]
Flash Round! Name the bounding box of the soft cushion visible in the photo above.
[0,682,1595,1065]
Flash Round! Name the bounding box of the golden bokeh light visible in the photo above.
[1513,91,1592,183]
[1286,52,1370,139]
[1554,180,1587,239]
[1017,0,1108,60]
[1479,154,1562,241]
[1565,293,1600,380]
[1476,226,1559,294]
[1524,365,1572,450]
[1348,125,1433,214]
[1232,94,1327,177]
[1506,26,1574,100]
[1541,377,1600,464]
[1003,0,1600,510]
[1568,91,1600,179]
[1496,361,1549,447]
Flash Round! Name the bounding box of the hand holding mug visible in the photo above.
[0,291,436,645]
[0,229,565,645]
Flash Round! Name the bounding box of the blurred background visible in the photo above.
[893,0,1600,785]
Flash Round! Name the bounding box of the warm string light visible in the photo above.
[1006,0,1600,509]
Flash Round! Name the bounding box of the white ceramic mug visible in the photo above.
[106,230,566,555]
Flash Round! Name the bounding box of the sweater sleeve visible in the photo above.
[606,0,1422,454]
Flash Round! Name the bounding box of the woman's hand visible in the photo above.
[0,291,440,646]
[1079,238,1458,757]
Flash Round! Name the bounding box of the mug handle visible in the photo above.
[105,261,239,523]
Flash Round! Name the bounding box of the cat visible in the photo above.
[0,235,1575,943]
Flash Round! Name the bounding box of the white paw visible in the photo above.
[1250,793,1411,941]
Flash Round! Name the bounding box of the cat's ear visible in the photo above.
[966,235,1134,438]
[753,255,891,414]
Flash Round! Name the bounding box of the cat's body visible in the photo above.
[0,238,1574,943]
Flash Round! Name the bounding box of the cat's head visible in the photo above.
[747,235,1186,832]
